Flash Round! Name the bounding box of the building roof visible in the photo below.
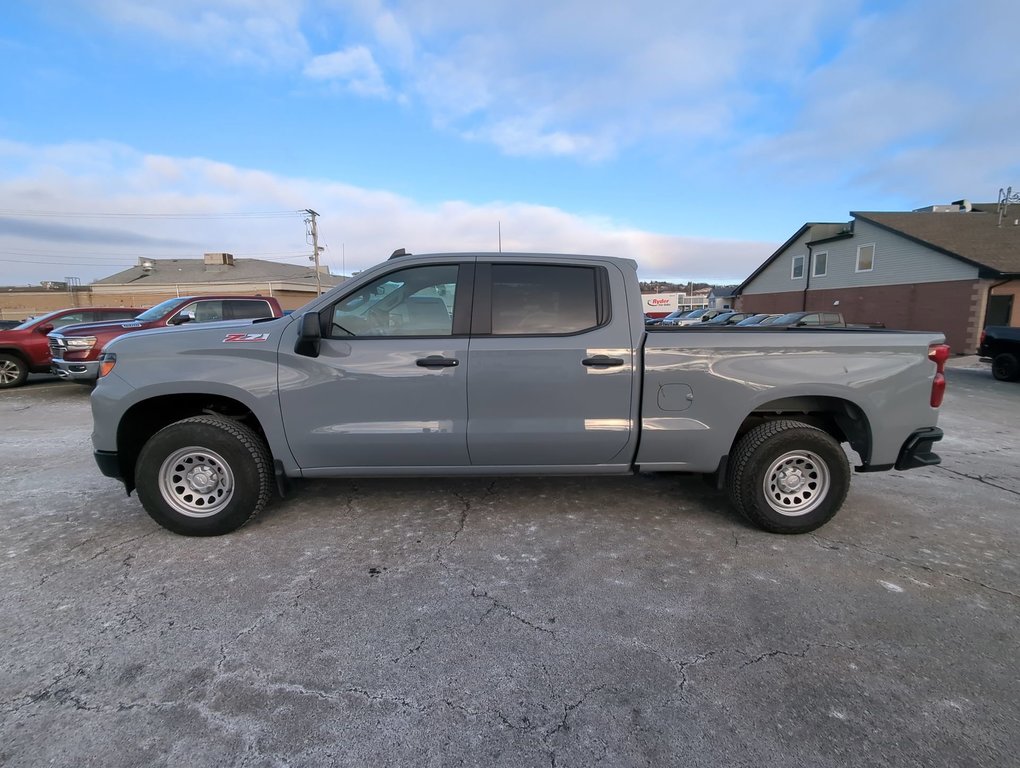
[736,202,1020,296]
[735,222,848,295]
[92,257,342,288]
[708,284,739,298]
[851,204,1020,275]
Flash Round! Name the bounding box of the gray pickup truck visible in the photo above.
[91,251,949,537]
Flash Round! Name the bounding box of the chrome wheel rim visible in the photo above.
[763,450,829,517]
[0,359,20,385]
[158,446,234,518]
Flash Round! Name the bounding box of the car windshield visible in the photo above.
[772,312,806,325]
[684,309,708,319]
[134,298,185,322]
[736,314,768,325]
[12,310,65,331]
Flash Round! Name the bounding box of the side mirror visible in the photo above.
[36,323,54,334]
[295,312,322,357]
[169,310,196,326]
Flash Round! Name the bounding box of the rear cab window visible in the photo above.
[474,263,608,336]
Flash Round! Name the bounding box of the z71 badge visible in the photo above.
[223,333,271,343]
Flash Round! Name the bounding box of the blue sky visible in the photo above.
[1,0,1017,286]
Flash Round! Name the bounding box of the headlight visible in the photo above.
[65,336,97,350]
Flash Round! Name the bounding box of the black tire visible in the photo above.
[991,352,1020,382]
[135,415,273,536]
[0,353,28,389]
[726,420,850,534]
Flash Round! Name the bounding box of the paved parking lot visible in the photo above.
[2,363,1018,767]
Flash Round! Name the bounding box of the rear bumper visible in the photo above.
[894,427,943,471]
[94,450,122,480]
[52,358,100,382]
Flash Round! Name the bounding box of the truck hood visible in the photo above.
[103,315,294,353]
[50,319,147,337]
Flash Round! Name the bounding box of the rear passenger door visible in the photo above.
[466,261,637,467]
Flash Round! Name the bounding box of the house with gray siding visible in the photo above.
[734,201,1020,353]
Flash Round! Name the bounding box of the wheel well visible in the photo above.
[736,396,872,465]
[0,348,29,364]
[117,394,269,492]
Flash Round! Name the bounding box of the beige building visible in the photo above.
[0,253,343,321]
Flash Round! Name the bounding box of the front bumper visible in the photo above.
[894,427,943,471]
[94,449,122,480]
[51,358,101,382]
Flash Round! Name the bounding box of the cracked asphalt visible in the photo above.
[2,362,1018,767]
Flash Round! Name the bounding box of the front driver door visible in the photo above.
[279,261,473,469]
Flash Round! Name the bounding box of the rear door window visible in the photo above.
[485,264,603,335]
[224,299,274,320]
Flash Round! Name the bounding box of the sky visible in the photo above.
[0,0,1017,287]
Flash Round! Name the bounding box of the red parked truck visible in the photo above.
[48,295,283,384]
[0,306,142,388]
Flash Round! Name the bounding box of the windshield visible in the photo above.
[685,309,707,319]
[12,310,64,331]
[134,298,184,322]
[772,312,805,325]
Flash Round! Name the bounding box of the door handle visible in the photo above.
[416,356,459,368]
[582,355,625,367]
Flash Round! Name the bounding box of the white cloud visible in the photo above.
[303,46,388,96]
[81,0,1020,197]
[90,0,309,67]
[742,2,1020,197]
[0,140,774,286]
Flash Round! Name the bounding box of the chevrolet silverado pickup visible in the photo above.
[0,306,142,388]
[90,251,949,537]
[49,295,283,383]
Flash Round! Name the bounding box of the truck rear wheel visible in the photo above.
[991,352,1020,382]
[135,416,273,536]
[0,353,28,388]
[726,420,850,534]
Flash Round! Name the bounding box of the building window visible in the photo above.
[791,255,805,279]
[813,251,827,277]
[856,244,875,272]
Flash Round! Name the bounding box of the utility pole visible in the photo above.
[305,209,322,295]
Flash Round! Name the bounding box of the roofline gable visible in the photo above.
[850,212,1010,276]
[734,222,842,295]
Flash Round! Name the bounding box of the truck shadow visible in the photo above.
[264,473,752,533]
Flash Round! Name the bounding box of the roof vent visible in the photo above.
[951,199,972,212]
[140,260,154,272]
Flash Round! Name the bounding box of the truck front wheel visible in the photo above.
[991,352,1020,382]
[135,416,273,536]
[726,420,850,534]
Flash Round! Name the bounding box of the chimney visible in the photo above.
[203,252,235,266]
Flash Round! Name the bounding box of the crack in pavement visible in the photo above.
[934,465,1019,497]
[810,534,1020,601]
[471,587,557,637]
[632,641,716,696]
[37,530,159,585]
